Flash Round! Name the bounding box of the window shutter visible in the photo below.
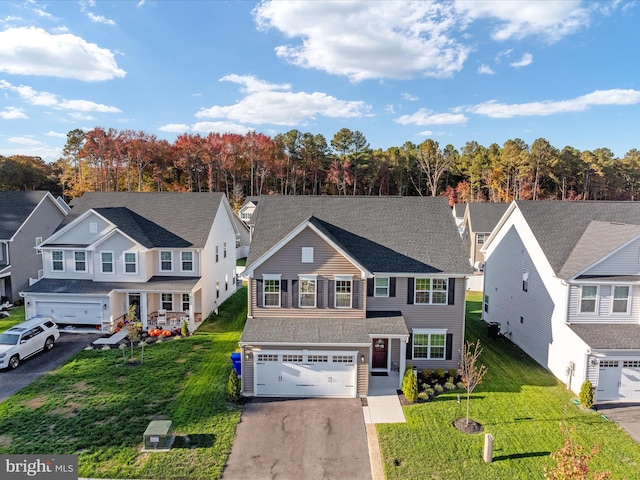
[390,277,396,297]
[406,333,413,359]
[367,278,374,297]
[353,280,360,309]
[281,280,288,308]
[256,279,263,307]
[328,280,335,308]
[317,280,323,308]
[448,278,455,305]
[445,333,453,360]
[407,278,415,304]
[292,280,299,308]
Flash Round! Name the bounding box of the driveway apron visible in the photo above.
[222,398,372,480]
[596,403,640,443]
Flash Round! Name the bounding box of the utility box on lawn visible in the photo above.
[143,420,174,452]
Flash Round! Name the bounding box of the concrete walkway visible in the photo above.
[363,373,406,424]
[92,329,128,346]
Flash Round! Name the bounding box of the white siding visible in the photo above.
[51,212,110,246]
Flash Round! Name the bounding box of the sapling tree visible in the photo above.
[125,304,140,360]
[458,339,488,425]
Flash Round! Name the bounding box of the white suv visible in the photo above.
[0,317,60,370]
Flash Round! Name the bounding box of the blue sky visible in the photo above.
[1,0,639,162]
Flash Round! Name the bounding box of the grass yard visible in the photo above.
[377,292,640,480]
[0,288,247,479]
[0,305,26,332]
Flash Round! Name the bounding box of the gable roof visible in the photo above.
[465,202,509,233]
[246,196,471,275]
[62,192,229,248]
[0,191,65,240]
[452,203,466,219]
[512,201,640,278]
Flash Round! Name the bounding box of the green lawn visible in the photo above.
[0,305,26,332]
[236,257,247,267]
[0,288,247,479]
[377,292,640,480]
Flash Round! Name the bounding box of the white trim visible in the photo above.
[334,276,353,308]
[123,251,138,275]
[51,250,65,272]
[579,284,599,314]
[374,276,389,297]
[73,250,88,273]
[262,274,281,308]
[35,237,42,255]
[301,247,314,263]
[412,328,448,360]
[298,274,318,308]
[100,250,115,275]
[611,285,631,315]
[39,209,114,247]
[414,277,448,305]
[161,292,173,311]
[370,337,392,372]
[569,232,640,281]
[88,227,142,251]
[159,250,173,272]
[180,251,194,272]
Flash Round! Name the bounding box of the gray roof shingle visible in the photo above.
[63,192,227,248]
[466,202,509,233]
[247,196,471,274]
[0,191,49,239]
[515,201,640,278]
[569,323,640,350]
[23,276,200,295]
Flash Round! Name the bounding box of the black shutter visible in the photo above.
[256,279,263,307]
[445,333,453,360]
[292,280,299,308]
[406,333,413,359]
[389,277,396,297]
[281,280,288,308]
[317,280,323,308]
[367,278,374,297]
[448,278,455,305]
[328,280,335,308]
[407,278,415,304]
[353,280,360,309]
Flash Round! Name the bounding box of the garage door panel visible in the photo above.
[36,302,102,326]
[596,360,640,403]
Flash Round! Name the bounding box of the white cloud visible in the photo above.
[191,121,253,135]
[8,136,43,146]
[254,1,470,81]
[68,112,95,121]
[86,12,116,26]
[158,123,190,133]
[454,0,591,43]
[385,104,396,114]
[0,107,28,119]
[418,130,434,136]
[395,108,468,126]
[0,27,125,81]
[468,88,640,118]
[196,75,370,126]
[510,53,533,68]
[402,93,419,101]
[0,80,121,114]
[45,131,68,139]
[477,64,495,74]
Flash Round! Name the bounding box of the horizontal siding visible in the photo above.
[568,284,639,323]
[586,237,640,276]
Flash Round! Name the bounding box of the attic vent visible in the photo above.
[89,222,98,234]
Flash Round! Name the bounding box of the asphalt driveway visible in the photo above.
[596,403,640,443]
[0,332,100,402]
[222,398,372,480]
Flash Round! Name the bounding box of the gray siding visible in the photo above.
[484,225,555,368]
[568,284,639,323]
[585,237,640,276]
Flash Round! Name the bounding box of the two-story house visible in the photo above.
[482,200,640,402]
[461,202,508,271]
[239,196,471,398]
[0,191,68,303]
[22,192,239,333]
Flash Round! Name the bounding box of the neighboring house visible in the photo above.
[22,192,240,333]
[232,212,251,259]
[462,202,508,270]
[452,203,466,237]
[482,200,640,402]
[239,196,259,226]
[0,191,68,303]
[239,196,471,398]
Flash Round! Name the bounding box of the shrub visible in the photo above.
[181,319,189,337]
[434,384,444,393]
[418,392,428,401]
[424,387,435,397]
[579,380,594,409]
[444,382,455,391]
[448,368,458,379]
[457,381,465,390]
[446,376,455,384]
[420,369,432,381]
[402,367,418,403]
[227,370,241,403]
[434,368,445,379]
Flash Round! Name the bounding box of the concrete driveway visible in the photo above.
[222,398,372,480]
[0,332,100,402]
[596,403,640,443]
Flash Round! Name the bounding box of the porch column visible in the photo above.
[188,293,195,333]
[141,292,148,331]
[399,337,407,389]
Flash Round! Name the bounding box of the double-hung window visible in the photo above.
[374,277,389,297]
[181,251,193,272]
[612,286,630,314]
[413,329,446,359]
[477,233,485,245]
[299,275,317,308]
[161,293,173,311]
[580,285,598,313]
[263,274,281,307]
[415,278,447,305]
[74,251,86,272]
[124,252,137,274]
[100,251,114,274]
[522,269,529,292]
[182,294,190,312]
[52,251,64,272]
[223,242,227,259]
[335,276,352,308]
[160,251,173,272]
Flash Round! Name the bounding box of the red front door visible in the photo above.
[372,338,388,369]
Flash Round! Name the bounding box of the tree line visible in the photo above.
[2,126,640,207]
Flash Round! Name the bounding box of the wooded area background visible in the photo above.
[2,126,639,207]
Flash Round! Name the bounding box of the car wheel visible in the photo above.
[44,336,55,351]
[8,355,19,369]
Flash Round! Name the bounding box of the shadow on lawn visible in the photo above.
[172,434,217,449]
[493,451,550,461]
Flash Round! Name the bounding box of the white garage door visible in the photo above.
[36,301,103,328]
[596,360,640,402]
[254,351,357,398]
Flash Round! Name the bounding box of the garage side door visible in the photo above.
[36,302,102,327]
[254,351,356,398]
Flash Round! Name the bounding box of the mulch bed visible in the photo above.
[453,418,484,434]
